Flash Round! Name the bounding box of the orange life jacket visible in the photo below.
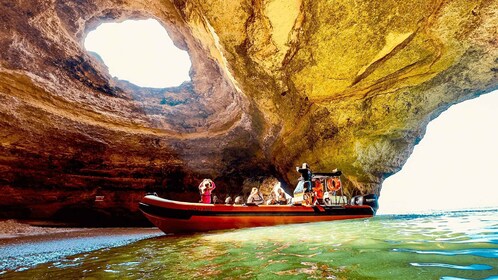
[313,180,324,199]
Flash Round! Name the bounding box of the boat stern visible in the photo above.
[351,194,379,214]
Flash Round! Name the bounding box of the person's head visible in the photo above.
[278,188,283,194]
[234,196,243,204]
[302,163,309,169]
[202,179,212,188]
[251,187,258,195]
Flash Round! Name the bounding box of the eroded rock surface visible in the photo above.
[0,0,496,224]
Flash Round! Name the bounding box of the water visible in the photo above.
[0,228,162,273]
[1,209,497,279]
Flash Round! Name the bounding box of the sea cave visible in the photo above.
[0,0,497,225]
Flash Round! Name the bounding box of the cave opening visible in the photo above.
[378,90,498,214]
[84,18,191,88]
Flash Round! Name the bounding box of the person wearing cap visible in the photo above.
[296,163,313,193]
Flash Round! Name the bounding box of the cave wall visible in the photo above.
[0,0,496,223]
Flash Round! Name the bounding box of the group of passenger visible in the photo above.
[197,162,340,206]
[296,163,343,205]
[197,179,290,205]
[265,188,289,205]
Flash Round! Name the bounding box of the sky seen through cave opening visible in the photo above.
[84,19,191,88]
[84,19,498,214]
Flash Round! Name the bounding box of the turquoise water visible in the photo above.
[1,209,497,279]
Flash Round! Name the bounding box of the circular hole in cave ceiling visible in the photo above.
[84,18,191,88]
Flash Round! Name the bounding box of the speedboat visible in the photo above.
[139,185,378,234]
[139,196,377,234]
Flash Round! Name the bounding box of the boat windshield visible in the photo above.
[293,181,304,194]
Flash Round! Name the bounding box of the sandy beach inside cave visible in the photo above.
[0,220,162,273]
[0,219,86,240]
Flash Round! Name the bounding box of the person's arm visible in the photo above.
[199,182,206,194]
[257,193,265,204]
[297,168,311,180]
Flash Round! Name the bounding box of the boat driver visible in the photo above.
[296,163,313,193]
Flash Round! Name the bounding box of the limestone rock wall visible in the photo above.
[0,0,496,223]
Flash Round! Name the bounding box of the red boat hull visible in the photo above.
[139,195,374,233]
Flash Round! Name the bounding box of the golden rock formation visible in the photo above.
[0,0,496,223]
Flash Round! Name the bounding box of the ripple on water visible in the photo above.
[0,209,497,279]
[410,262,493,271]
[441,276,498,280]
[393,248,498,258]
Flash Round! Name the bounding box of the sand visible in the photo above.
[0,219,84,240]
[0,220,163,273]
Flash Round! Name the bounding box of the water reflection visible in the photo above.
[1,209,497,279]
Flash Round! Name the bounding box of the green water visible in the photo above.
[2,209,497,279]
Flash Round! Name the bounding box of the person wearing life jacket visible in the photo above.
[312,179,325,205]
[198,179,216,204]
